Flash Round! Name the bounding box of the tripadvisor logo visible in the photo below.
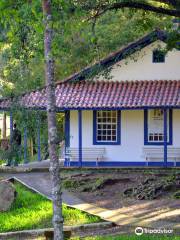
[135,227,143,236]
[135,227,173,235]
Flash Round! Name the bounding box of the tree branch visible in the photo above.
[92,1,180,19]
[153,0,180,8]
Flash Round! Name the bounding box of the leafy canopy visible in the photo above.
[0,0,178,97]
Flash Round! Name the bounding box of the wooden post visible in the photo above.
[2,112,6,139]
[37,113,41,161]
[30,138,34,157]
[65,111,70,166]
[164,109,167,168]
[78,110,82,167]
[24,126,28,164]
[10,111,13,144]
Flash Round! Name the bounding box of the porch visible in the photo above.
[63,109,180,168]
[0,80,180,168]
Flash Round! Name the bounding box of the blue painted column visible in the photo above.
[10,111,13,144]
[24,125,28,164]
[65,111,70,166]
[37,113,41,161]
[163,109,167,168]
[78,110,82,167]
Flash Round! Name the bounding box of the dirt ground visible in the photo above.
[62,170,180,231]
[62,171,179,209]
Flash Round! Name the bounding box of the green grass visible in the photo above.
[0,159,5,165]
[72,235,179,240]
[0,183,100,233]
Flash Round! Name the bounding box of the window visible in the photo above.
[144,109,172,145]
[93,110,120,145]
[153,50,165,63]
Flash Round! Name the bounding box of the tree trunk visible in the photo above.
[2,112,6,139]
[42,1,63,240]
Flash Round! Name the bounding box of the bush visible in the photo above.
[173,190,180,199]
[0,145,22,165]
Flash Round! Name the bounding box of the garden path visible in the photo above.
[0,167,179,234]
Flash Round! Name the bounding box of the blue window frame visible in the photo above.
[93,110,121,145]
[144,109,172,145]
[153,50,165,63]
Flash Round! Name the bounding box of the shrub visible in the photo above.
[173,190,180,199]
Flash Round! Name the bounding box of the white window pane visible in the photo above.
[96,110,118,142]
[148,109,169,142]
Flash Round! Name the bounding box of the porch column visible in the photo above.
[65,111,70,165]
[37,113,41,161]
[163,108,167,168]
[78,110,82,167]
[24,125,28,164]
[10,111,13,144]
[2,112,7,139]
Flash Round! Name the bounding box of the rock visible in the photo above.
[123,188,133,197]
[143,178,155,185]
[70,173,91,179]
[0,180,16,212]
[123,174,180,201]
[163,183,175,191]
[175,175,180,181]
[44,230,72,240]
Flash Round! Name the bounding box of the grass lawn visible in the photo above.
[72,235,179,240]
[0,183,100,233]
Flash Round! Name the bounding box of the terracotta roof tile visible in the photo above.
[0,80,180,110]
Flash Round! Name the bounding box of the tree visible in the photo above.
[42,1,63,239]
[0,1,177,97]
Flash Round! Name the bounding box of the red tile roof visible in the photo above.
[0,80,180,110]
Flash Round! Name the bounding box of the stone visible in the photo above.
[123,188,133,197]
[44,230,71,240]
[0,180,16,212]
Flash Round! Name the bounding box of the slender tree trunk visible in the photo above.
[2,112,6,139]
[42,1,63,239]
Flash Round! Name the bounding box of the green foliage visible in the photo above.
[0,0,44,96]
[0,1,174,97]
[0,183,100,233]
[11,108,47,162]
[63,177,111,192]
[0,106,64,163]
[0,147,12,162]
[173,190,180,199]
[0,159,5,165]
[63,178,82,189]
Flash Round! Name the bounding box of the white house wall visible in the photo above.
[172,110,180,147]
[69,110,180,163]
[70,110,143,162]
[95,40,180,81]
[0,114,10,138]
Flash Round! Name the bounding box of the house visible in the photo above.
[0,29,180,167]
[62,29,180,167]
